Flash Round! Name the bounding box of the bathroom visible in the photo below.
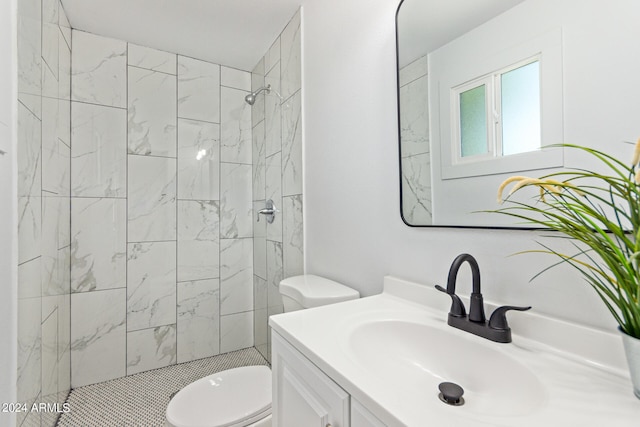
[1,0,640,426]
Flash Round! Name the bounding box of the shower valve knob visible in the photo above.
[257,199,277,224]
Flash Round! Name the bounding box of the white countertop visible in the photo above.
[269,276,640,426]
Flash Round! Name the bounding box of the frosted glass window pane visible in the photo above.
[459,85,487,157]
[501,61,540,155]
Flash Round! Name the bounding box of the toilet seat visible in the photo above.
[166,365,272,427]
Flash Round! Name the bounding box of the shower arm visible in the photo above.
[255,84,271,95]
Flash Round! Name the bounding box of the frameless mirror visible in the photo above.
[396,0,640,227]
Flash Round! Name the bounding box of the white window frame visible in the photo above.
[452,56,541,165]
[431,28,564,180]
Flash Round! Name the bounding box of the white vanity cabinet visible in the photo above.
[272,332,351,427]
[272,331,390,427]
[351,400,387,427]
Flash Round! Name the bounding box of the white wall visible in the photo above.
[0,0,18,424]
[301,0,634,332]
[428,0,640,227]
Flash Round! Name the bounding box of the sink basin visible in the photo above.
[271,277,640,426]
[347,319,546,417]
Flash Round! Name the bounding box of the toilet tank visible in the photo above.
[279,275,360,312]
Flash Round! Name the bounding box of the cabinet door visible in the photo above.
[272,332,350,427]
[351,399,387,427]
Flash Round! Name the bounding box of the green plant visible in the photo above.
[495,143,640,339]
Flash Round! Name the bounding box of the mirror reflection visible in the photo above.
[397,0,640,227]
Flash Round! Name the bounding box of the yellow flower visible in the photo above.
[497,176,579,204]
[632,137,640,166]
[541,178,585,197]
[496,176,530,203]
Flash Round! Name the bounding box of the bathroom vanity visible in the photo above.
[269,277,640,426]
[271,331,385,427]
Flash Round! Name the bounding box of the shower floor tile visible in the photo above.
[56,347,269,427]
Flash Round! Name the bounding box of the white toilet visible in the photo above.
[165,275,360,427]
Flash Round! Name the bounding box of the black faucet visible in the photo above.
[436,253,531,343]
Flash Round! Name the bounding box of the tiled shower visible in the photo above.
[399,55,431,225]
[16,0,301,424]
[17,0,72,426]
[251,10,303,361]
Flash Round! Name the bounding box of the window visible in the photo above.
[432,27,563,180]
[454,58,541,164]
[459,84,488,158]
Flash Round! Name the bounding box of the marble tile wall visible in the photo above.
[16,0,72,425]
[252,9,303,362]
[70,30,255,385]
[16,5,301,397]
[399,56,432,225]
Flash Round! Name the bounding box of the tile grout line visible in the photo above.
[39,6,45,416]
[125,42,129,379]
[68,23,74,403]
[218,61,223,355]
[175,57,180,365]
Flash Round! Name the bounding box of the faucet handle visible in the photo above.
[257,199,277,223]
[488,305,531,330]
[435,285,466,318]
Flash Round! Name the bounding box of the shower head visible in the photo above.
[244,84,271,105]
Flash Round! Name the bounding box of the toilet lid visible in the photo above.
[279,275,360,308]
[166,365,272,427]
